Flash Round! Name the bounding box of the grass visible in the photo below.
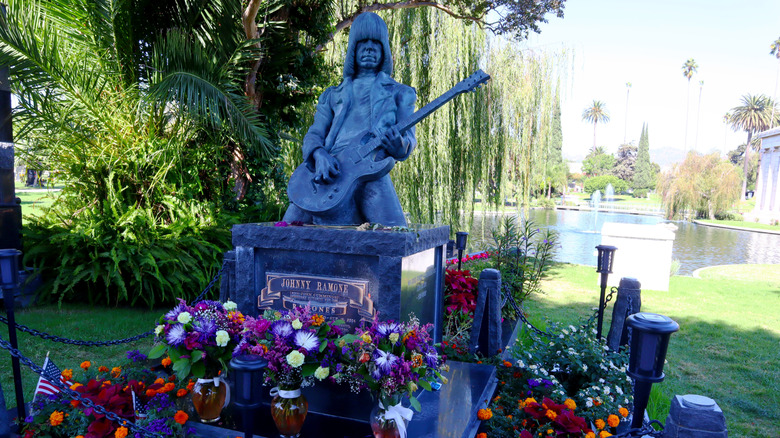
[697,219,780,232]
[0,303,161,417]
[524,263,780,438]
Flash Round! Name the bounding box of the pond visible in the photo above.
[467,209,780,275]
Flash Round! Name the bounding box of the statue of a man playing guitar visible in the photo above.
[283,12,416,226]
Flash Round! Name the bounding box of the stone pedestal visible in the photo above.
[601,223,676,291]
[663,395,727,438]
[222,223,449,341]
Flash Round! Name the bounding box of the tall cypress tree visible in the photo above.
[632,123,655,190]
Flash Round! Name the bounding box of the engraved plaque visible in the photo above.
[258,272,374,329]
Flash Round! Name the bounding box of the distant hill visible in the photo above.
[650,147,686,169]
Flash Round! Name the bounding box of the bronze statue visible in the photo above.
[284,12,416,226]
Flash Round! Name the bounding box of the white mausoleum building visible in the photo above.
[754,127,780,223]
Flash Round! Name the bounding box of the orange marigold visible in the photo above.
[586,433,595,438]
[162,382,176,393]
[161,357,172,367]
[608,414,620,428]
[49,410,64,426]
[545,410,557,421]
[619,407,629,418]
[311,314,325,326]
[547,430,554,436]
[70,383,83,390]
[502,360,512,367]
[98,366,109,373]
[595,419,605,430]
[154,377,166,385]
[177,388,188,397]
[187,380,195,391]
[564,398,577,410]
[80,361,91,370]
[70,400,80,408]
[174,410,189,425]
[476,434,487,438]
[115,426,129,438]
[111,367,122,378]
[477,408,493,420]
[599,432,612,438]
[146,389,157,397]
[524,397,537,405]
[61,369,73,381]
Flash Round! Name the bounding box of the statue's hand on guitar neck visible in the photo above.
[312,148,340,184]
[379,126,408,159]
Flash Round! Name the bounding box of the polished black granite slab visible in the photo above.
[188,360,496,438]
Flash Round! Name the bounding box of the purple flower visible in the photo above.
[541,379,553,387]
[193,317,217,342]
[294,330,320,353]
[374,349,398,375]
[126,349,147,362]
[274,221,288,227]
[166,324,187,346]
[424,348,439,368]
[270,320,293,338]
[528,378,540,388]
[376,322,401,337]
[164,302,186,321]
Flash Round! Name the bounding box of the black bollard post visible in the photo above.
[455,232,468,270]
[595,245,617,340]
[0,380,9,438]
[0,249,25,422]
[230,355,268,438]
[606,277,642,351]
[469,269,502,357]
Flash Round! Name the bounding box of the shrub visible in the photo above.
[632,188,648,199]
[583,175,628,195]
[537,198,556,210]
[713,211,743,221]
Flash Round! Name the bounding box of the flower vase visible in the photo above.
[192,377,230,423]
[270,386,308,438]
[370,401,413,438]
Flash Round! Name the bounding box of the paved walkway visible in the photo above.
[691,219,780,235]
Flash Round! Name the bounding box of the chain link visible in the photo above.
[0,261,226,346]
[500,283,553,337]
[0,333,165,437]
[588,285,619,325]
[611,420,665,437]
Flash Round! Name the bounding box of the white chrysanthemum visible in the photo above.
[292,319,303,330]
[155,325,164,336]
[616,386,624,395]
[559,334,565,339]
[582,364,588,372]
[215,330,230,347]
[388,333,400,344]
[314,366,329,380]
[287,350,305,368]
[516,359,525,368]
[561,329,569,335]
[224,300,237,311]
[177,312,192,324]
[294,330,320,352]
[586,398,593,408]
[604,386,611,395]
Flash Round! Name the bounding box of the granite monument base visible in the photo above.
[190,360,497,438]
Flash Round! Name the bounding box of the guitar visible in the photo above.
[288,69,491,214]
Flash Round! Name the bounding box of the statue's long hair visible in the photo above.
[343,12,393,79]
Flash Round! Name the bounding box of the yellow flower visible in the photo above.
[111,367,121,378]
[311,314,325,326]
[70,383,83,390]
[564,398,577,410]
[361,332,372,343]
[154,325,164,336]
[586,433,595,438]
[524,397,537,405]
[408,381,418,392]
[61,369,73,381]
[292,318,303,330]
[595,419,605,430]
[608,414,620,428]
[314,366,329,380]
[286,350,305,368]
[545,410,557,421]
[389,333,399,344]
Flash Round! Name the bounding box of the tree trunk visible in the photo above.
[741,131,753,201]
[547,182,551,199]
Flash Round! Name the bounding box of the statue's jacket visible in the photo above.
[302,71,417,170]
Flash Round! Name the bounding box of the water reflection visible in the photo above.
[468,210,780,275]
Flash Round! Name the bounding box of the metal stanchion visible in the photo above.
[595,245,617,340]
[0,249,24,421]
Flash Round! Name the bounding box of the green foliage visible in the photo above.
[487,217,557,317]
[581,146,615,177]
[537,198,556,210]
[612,143,636,182]
[583,175,627,195]
[632,123,656,190]
[632,188,648,198]
[713,211,744,221]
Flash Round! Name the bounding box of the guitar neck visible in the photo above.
[397,87,464,134]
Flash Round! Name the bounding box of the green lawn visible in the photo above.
[16,191,57,221]
[697,219,780,232]
[527,263,780,438]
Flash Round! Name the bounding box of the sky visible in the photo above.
[518,0,780,162]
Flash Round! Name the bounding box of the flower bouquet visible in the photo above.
[235,306,344,437]
[148,299,245,422]
[336,316,447,438]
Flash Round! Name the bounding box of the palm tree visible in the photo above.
[624,82,632,144]
[770,38,780,127]
[682,58,698,150]
[729,94,776,200]
[582,100,610,149]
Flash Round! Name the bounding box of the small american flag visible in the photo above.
[33,354,72,401]
[131,390,147,419]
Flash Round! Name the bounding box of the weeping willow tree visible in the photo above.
[286,6,566,231]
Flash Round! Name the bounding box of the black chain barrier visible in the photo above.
[587,285,619,326]
[0,261,226,346]
[611,420,665,437]
[500,283,553,338]
[0,333,165,437]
